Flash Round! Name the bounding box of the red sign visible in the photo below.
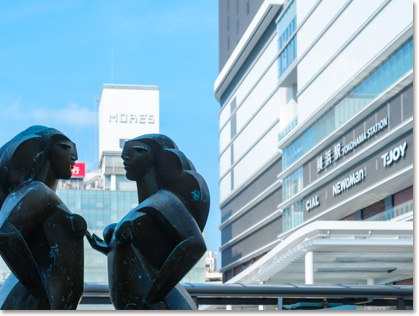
[71,162,86,178]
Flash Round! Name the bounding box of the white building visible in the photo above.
[215,0,413,286]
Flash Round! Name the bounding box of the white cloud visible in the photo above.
[4,100,96,128]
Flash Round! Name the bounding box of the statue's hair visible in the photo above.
[0,125,71,208]
[128,134,210,232]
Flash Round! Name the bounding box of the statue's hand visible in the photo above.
[86,231,109,255]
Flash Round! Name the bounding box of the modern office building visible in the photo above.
[215,0,413,286]
[218,0,264,71]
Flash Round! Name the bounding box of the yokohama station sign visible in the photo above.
[317,117,388,173]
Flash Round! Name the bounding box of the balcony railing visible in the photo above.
[365,200,413,222]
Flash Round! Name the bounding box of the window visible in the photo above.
[283,199,303,232]
[277,0,297,78]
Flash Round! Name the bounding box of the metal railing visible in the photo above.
[81,283,413,310]
[365,200,413,222]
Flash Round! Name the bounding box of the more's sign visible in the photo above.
[109,113,156,124]
[98,85,159,159]
[72,162,86,178]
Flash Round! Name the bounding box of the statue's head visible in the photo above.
[0,126,77,204]
[121,134,210,232]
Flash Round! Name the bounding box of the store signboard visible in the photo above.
[317,117,388,173]
[381,142,407,167]
[305,195,320,212]
[98,85,159,161]
[332,168,365,196]
[71,162,86,178]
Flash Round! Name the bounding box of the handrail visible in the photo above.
[0,282,411,309]
[79,282,413,309]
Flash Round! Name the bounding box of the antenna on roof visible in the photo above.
[111,48,114,84]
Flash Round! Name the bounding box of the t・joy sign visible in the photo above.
[381,142,407,167]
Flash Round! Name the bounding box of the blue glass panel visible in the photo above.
[395,49,403,79]
[382,62,390,91]
[111,192,117,211]
[376,66,384,95]
[409,40,413,69]
[402,43,410,74]
[389,54,396,84]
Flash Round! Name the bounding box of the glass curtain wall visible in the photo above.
[277,0,297,78]
[282,199,303,232]
[282,38,413,171]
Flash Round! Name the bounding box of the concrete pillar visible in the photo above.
[305,251,314,284]
[111,174,116,190]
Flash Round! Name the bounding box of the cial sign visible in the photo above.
[381,142,407,167]
[71,162,86,178]
[305,195,320,212]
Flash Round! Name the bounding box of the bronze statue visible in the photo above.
[0,126,86,310]
[87,134,210,310]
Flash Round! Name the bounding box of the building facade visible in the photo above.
[215,0,413,285]
[218,0,264,71]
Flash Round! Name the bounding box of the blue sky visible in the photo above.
[0,1,221,265]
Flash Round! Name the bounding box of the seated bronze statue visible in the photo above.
[87,134,210,310]
[0,126,86,310]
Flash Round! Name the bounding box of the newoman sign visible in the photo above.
[332,168,365,196]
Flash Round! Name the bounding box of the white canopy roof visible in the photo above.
[227,221,413,285]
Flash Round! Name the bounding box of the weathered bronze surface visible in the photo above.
[87,134,210,310]
[0,126,86,310]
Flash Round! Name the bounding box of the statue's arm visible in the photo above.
[140,201,206,305]
[144,230,206,305]
[0,183,56,295]
[0,221,45,297]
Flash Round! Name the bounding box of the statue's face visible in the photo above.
[121,140,154,181]
[50,140,78,179]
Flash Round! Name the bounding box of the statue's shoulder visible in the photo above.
[140,190,187,214]
[3,181,53,206]
[0,181,62,229]
[139,190,200,236]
